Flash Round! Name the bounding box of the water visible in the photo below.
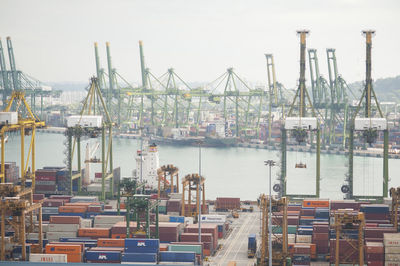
[4,132,400,200]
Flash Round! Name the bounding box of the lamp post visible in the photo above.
[264,160,275,266]
[197,140,203,243]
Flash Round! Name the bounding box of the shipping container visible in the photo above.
[121,252,158,263]
[78,228,110,238]
[124,238,160,254]
[84,250,121,262]
[29,253,67,263]
[97,238,125,247]
[159,251,196,262]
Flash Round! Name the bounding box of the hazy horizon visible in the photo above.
[1,0,399,89]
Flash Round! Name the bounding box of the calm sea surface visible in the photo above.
[3,132,399,200]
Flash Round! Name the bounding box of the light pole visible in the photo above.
[264,160,275,266]
[198,140,203,243]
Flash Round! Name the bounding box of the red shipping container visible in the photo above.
[185,224,218,250]
[50,216,81,224]
[110,221,138,235]
[78,228,110,238]
[329,239,360,263]
[215,197,240,210]
[367,262,384,266]
[365,228,396,238]
[49,195,72,202]
[33,194,45,201]
[365,242,384,253]
[88,205,102,213]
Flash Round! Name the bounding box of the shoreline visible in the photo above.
[37,127,400,159]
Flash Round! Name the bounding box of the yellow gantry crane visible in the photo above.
[157,164,179,198]
[259,195,288,266]
[333,211,365,266]
[0,183,43,261]
[181,173,205,219]
[0,91,45,188]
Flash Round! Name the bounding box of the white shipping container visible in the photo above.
[296,235,312,243]
[200,214,226,224]
[159,215,170,222]
[385,253,400,261]
[385,262,400,266]
[168,212,180,216]
[354,117,387,131]
[27,233,39,240]
[94,215,125,224]
[386,247,400,253]
[81,219,92,228]
[288,234,296,244]
[0,112,18,125]
[67,115,103,128]
[169,193,182,199]
[384,233,400,246]
[93,223,115,229]
[30,254,67,263]
[184,217,194,225]
[48,223,80,232]
[42,224,49,233]
[70,196,99,203]
[46,231,76,240]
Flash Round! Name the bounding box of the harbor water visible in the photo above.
[4,132,399,200]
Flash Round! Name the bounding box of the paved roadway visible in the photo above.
[208,209,260,266]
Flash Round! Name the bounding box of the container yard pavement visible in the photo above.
[209,209,259,266]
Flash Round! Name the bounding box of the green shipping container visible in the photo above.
[168,244,202,255]
[271,225,297,234]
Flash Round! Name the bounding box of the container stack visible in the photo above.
[384,233,400,265]
[4,162,19,184]
[167,199,181,216]
[122,238,159,264]
[93,215,125,229]
[215,197,240,211]
[361,204,391,225]
[35,169,57,194]
[29,253,67,263]
[312,222,329,259]
[185,223,218,252]
[291,245,311,265]
[110,221,138,238]
[150,222,183,242]
[159,251,197,265]
[47,216,80,241]
[365,242,384,266]
[200,214,229,239]
[45,243,82,262]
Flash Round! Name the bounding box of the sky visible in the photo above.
[0,0,399,89]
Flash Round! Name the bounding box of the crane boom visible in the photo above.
[6,37,19,91]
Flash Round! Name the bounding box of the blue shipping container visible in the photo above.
[169,216,185,223]
[85,251,121,262]
[122,252,157,263]
[360,204,389,214]
[293,254,311,264]
[159,251,196,262]
[125,238,159,254]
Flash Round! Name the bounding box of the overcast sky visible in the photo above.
[0,0,399,88]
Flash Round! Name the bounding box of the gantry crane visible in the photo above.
[117,178,159,239]
[342,30,389,200]
[157,164,179,198]
[65,77,114,200]
[279,30,321,198]
[181,173,206,219]
[0,183,43,261]
[390,187,400,232]
[259,195,288,266]
[0,91,45,188]
[332,210,365,266]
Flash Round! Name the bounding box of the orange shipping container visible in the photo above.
[97,238,125,247]
[78,228,110,238]
[64,202,98,206]
[302,199,329,208]
[48,242,84,252]
[58,205,88,213]
[310,243,316,259]
[45,244,81,254]
[228,262,237,266]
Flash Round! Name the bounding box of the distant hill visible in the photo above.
[349,75,400,102]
